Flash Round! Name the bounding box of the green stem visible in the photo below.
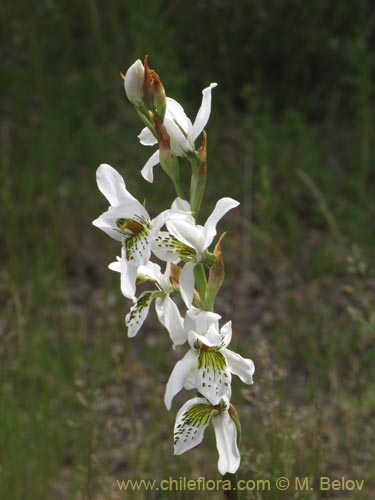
[189,151,206,218]
[171,174,185,199]
[223,472,240,499]
[194,264,207,305]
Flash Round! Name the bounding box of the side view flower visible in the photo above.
[92,163,168,298]
[173,396,240,476]
[154,197,240,306]
[109,260,186,345]
[138,82,217,183]
[93,57,255,488]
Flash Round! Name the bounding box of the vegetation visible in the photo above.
[1,1,374,498]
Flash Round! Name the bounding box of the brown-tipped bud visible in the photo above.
[190,131,207,216]
[154,119,171,152]
[143,56,166,121]
[198,130,207,176]
[205,232,226,309]
[229,403,242,446]
[153,119,182,187]
[170,263,181,288]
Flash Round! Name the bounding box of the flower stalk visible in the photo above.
[93,57,255,494]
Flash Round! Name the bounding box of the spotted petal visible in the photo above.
[173,397,215,455]
[120,248,137,299]
[166,218,206,254]
[126,291,156,337]
[152,231,194,263]
[196,345,232,405]
[93,201,150,243]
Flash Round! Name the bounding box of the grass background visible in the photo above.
[0,1,374,499]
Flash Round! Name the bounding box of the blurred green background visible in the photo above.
[1,1,374,499]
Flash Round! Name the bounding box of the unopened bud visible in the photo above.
[205,232,226,309]
[143,56,166,121]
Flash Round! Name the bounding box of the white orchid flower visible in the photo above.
[92,164,168,299]
[164,309,255,409]
[174,395,240,475]
[139,83,217,183]
[152,197,239,307]
[109,260,186,345]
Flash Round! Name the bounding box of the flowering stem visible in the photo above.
[223,473,240,499]
[193,263,207,305]
[171,174,185,199]
[189,149,206,218]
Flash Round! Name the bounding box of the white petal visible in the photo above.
[164,350,198,410]
[180,262,196,308]
[92,213,124,242]
[151,231,182,263]
[137,261,161,282]
[196,348,232,405]
[97,200,150,236]
[120,249,137,299]
[165,98,190,135]
[141,150,160,183]
[192,83,217,140]
[96,164,136,206]
[171,197,192,212]
[212,411,240,475]
[108,257,121,273]
[149,209,170,239]
[166,218,205,253]
[173,397,213,455]
[165,116,193,156]
[185,308,221,338]
[138,127,158,146]
[203,197,240,248]
[220,321,232,348]
[125,292,155,338]
[223,349,255,385]
[124,59,144,104]
[155,296,186,346]
[194,326,222,347]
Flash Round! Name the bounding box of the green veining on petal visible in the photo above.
[174,403,214,445]
[127,292,154,323]
[198,349,227,372]
[116,214,149,236]
[121,216,151,261]
[155,233,196,260]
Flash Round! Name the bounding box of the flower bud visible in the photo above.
[143,56,166,121]
[205,232,226,309]
[124,59,145,105]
